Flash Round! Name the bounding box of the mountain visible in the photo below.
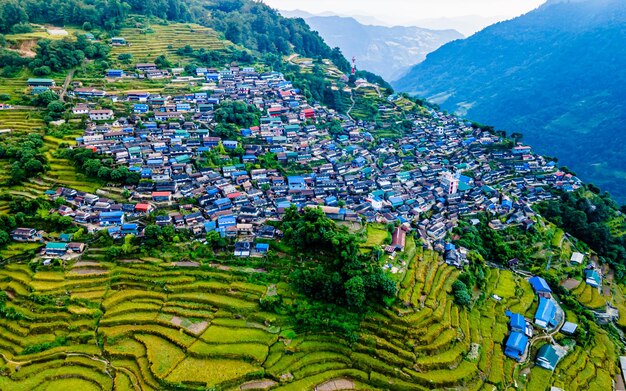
[410,15,506,36]
[394,0,626,202]
[285,15,463,81]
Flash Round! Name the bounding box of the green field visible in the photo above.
[0,244,615,390]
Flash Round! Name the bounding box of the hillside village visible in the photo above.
[0,20,623,391]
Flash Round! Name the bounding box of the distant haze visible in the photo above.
[264,0,547,35]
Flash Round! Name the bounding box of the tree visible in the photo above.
[0,229,9,247]
[118,53,133,64]
[344,276,365,308]
[452,280,472,307]
[46,100,65,119]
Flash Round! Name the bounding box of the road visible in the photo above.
[59,69,75,101]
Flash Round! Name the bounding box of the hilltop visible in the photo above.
[0,1,624,391]
[393,0,626,202]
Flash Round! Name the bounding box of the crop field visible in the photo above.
[0,243,616,390]
[109,20,234,64]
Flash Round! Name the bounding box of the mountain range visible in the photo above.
[280,13,463,81]
[393,0,626,202]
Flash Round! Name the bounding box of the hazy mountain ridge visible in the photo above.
[281,13,463,81]
[393,0,626,201]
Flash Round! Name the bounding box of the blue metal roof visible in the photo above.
[506,311,526,331]
[535,297,557,327]
[505,332,528,353]
[529,276,552,293]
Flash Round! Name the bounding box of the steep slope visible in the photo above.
[291,15,462,81]
[393,0,626,202]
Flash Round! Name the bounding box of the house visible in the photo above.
[27,78,55,87]
[111,37,127,45]
[234,241,251,257]
[255,243,269,254]
[89,110,114,121]
[570,252,584,264]
[133,104,149,113]
[585,269,601,288]
[67,242,86,253]
[99,211,125,226]
[44,242,68,256]
[560,321,578,335]
[534,297,557,329]
[107,69,125,78]
[506,311,527,334]
[391,227,406,251]
[504,332,528,362]
[10,228,40,242]
[536,344,560,371]
[528,276,552,297]
[152,192,172,202]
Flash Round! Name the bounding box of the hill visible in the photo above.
[393,0,626,202]
[288,15,463,81]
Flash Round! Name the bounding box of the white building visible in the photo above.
[440,172,459,195]
[89,109,113,121]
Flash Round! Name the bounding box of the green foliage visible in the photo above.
[283,206,396,309]
[0,133,46,184]
[213,100,260,130]
[22,336,68,354]
[118,53,133,64]
[538,188,626,281]
[204,1,350,71]
[451,280,472,307]
[30,35,110,72]
[57,147,139,185]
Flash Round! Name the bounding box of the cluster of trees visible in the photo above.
[0,49,30,77]
[284,63,349,113]
[451,256,486,308]
[213,100,260,129]
[58,147,140,185]
[0,291,28,321]
[204,0,350,71]
[0,133,46,184]
[30,35,109,75]
[0,0,129,33]
[454,217,539,265]
[537,189,626,280]
[282,206,396,310]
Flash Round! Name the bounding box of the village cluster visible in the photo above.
[19,61,586,261]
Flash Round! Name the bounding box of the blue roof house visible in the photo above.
[217,215,237,228]
[529,276,552,296]
[504,332,528,361]
[535,297,557,329]
[506,311,527,334]
[288,176,306,191]
[585,269,601,288]
[256,243,269,253]
[99,211,125,226]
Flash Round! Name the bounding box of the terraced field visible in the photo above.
[109,21,233,64]
[0,109,44,135]
[0,242,616,391]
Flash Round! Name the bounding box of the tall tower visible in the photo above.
[351,56,356,75]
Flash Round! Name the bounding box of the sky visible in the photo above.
[263,0,547,31]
